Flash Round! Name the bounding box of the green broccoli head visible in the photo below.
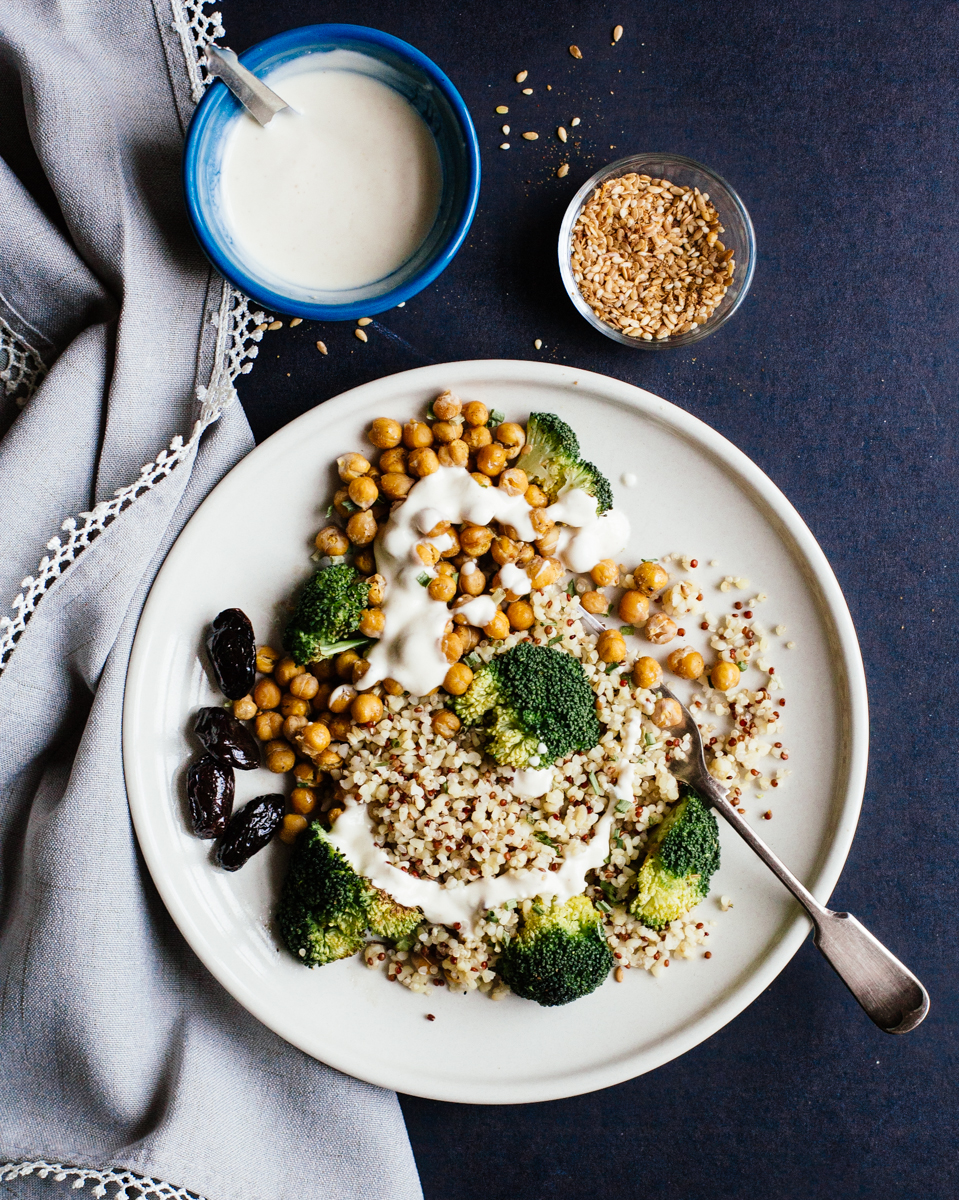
[629,790,721,930]
[277,822,421,966]
[498,894,613,1006]
[516,413,613,512]
[563,459,614,514]
[284,564,370,665]
[452,643,601,767]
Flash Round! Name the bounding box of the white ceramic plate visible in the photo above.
[124,360,868,1104]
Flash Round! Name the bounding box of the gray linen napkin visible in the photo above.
[0,3,422,1198]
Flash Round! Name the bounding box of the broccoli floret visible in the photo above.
[563,459,614,514]
[451,644,601,767]
[498,895,613,1006]
[277,822,420,966]
[516,412,582,499]
[629,790,721,930]
[284,564,370,665]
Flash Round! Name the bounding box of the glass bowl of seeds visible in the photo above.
[558,153,755,348]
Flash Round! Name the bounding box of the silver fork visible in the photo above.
[577,607,929,1033]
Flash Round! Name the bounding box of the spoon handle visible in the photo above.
[711,799,929,1033]
[205,46,289,128]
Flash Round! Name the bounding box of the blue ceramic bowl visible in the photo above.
[184,25,481,320]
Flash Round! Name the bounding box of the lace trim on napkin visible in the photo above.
[0,315,48,409]
[0,0,269,675]
[0,1161,205,1200]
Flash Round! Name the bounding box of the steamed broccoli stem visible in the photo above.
[629,790,721,930]
[284,564,370,665]
[498,895,613,1006]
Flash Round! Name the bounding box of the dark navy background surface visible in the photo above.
[226,2,959,1196]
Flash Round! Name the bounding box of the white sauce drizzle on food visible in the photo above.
[498,561,532,595]
[453,593,497,627]
[621,471,638,487]
[511,765,554,797]
[550,490,631,574]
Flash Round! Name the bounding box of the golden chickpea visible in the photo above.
[459,563,486,595]
[282,714,308,741]
[435,560,456,576]
[525,483,549,508]
[668,647,705,680]
[634,561,669,596]
[266,746,296,773]
[441,628,465,663]
[232,695,257,721]
[255,710,283,741]
[253,677,281,710]
[301,721,332,753]
[274,656,304,687]
[498,467,528,497]
[312,748,341,772]
[535,527,561,557]
[367,573,386,606]
[280,694,310,719]
[462,400,489,426]
[312,682,334,710]
[651,697,684,729]
[332,489,352,518]
[476,443,507,476]
[590,558,619,588]
[507,599,535,630]
[711,660,742,693]
[314,525,349,556]
[462,625,483,653]
[336,650,361,678]
[358,608,385,638]
[408,447,439,477]
[277,813,307,844]
[645,613,678,644]
[632,656,663,690]
[439,528,461,558]
[369,417,403,449]
[328,684,357,713]
[382,677,404,696]
[495,421,525,449]
[380,472,414,500]
[484,610,510,640]
[347,475,378,510]
[597,629,627,663]
[352,659,371,686]
[432,420,461,444]
[490,535,520,566]
[428,574,457,603]
[288,672,319,700]
[432,709,462,738]
[515,542,535,567]
[337,452,370,481]
[470,471,491,488]
[290,787,317,815]
[460,524,494,557]
[415,542,440,567]
[528,555,562,589]
[309,659,336,682]
[618,590,650,625]
[437,439,469,468]
[379,446,407,473]
[403,420,433,449]
[263,739,288,757]
[255,645,278,674]
[351,693,384,725]
[443,662,474,695]
[433,390,462,420]
[346,511,377,546]
[581,590,609,615]
[293,761,318,786]
[355,549,376,575]
[329,714,353,741]
[462,424,492,451]
[529,509,554,538]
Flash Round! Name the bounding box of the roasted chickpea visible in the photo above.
[293,761,318,786]
[470,471,491,488]
[352,659,371,686]
[301,722,332,753]
[432,420,461,444]
[507,599,535,630]
[597,629,627,663]
[442,628,466,663]
[309,659,336,682]
[525,483,549,508]
[711,660,742,693]
[282,714,308,740]
[618,590,650,625]
[255,710,283,741]
[312,681,334,710]
[367,573,386,606]
[437,439,469,468]
[314,747,342,771]
[407,447,439,477]
[355,548,376,575]
[529,508,554,537]
[368,417,402,449]
[428,574,457,603]
[515,542,535,567]
[335,650,361,679]
[337,452,370,481]
[462,400,489,426]
[255,645,279,674]
[498,467,528,496]
[290,787,317,815]
[433,390,462,420]
[252,677,281,710]
[379,446,407,473]
[459,562,486,595]
[476,443,507,476]
[415,542,440,567]
[632,656,663,689]
[358,608,385,638]
[635,561,669,596]
[432,709,462,738]
[439,528,461,558]
[274,656,304,687]
[484,610,510,640]
[443,662,474,695]
[490,535,520,566]
[495,421,525,450]
[288,672,319,700]
[460,524,494,557]
[435,560,456,576]
[232,695,257,720]
[645,613,678,644]
[380,472,414,500]
[581,590,609,615]
[329,714,353,741]
[535,527,561,557]
[590,559,620,588]
[347,475,379,510]
[462,424,492,451]
[382,677,405,696]
[352,693,384,725]
[651,697,684,729]
[328,683,357,713]
[528,555,562,589]
[667,647,705,680]
[280,694,309,719]
[266,746,296,773]
[332,488,352,518]
[314,525,350,556]
[403,420,433,449]
[277,813,308,844]
[346,511,377,546]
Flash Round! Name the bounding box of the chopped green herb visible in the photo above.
[619,625,635,636]
[595,899,613,914]
[325,503,334,518]
[486,910,498,923]
[504,899,517,910]
[391,738,400,748]
[566,578,577,598]
[547,633,563,646]
[737,660,747,670]
[605,662,619,674]
[615,798,631,814]
[613,834,624,849]
[487,408,506,426]
[588,771,603,796]
[534,832,557,849]
[394,937,413,952]
[416,572,431,586]
[426,400,436,420]
[464,654,481,670]
[644,732,656,747]
[341,497,359,514]
[533,901,545,915]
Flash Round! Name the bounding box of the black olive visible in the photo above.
[215,794,284,870]
[187,755,235,838]
[194,706,260,770]
[206,608,256,700]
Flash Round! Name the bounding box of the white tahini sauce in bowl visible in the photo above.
[219,51,442,291]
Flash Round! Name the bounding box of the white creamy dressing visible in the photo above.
[453,593,498,627]
[219,52,442,291]
[511,765,554,797]
[498,561,532,595]
[611,712,645,807]
[552,503,632,573]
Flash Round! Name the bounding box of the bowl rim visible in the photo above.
[183,23,481,320]
[557,152,756,349]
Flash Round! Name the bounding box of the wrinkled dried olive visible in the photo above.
[187,755,234,838]
[206,608,256,700]
[215,794,284,870]
[194,706,260,770]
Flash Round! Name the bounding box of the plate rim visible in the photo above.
[123,359,869,1103]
